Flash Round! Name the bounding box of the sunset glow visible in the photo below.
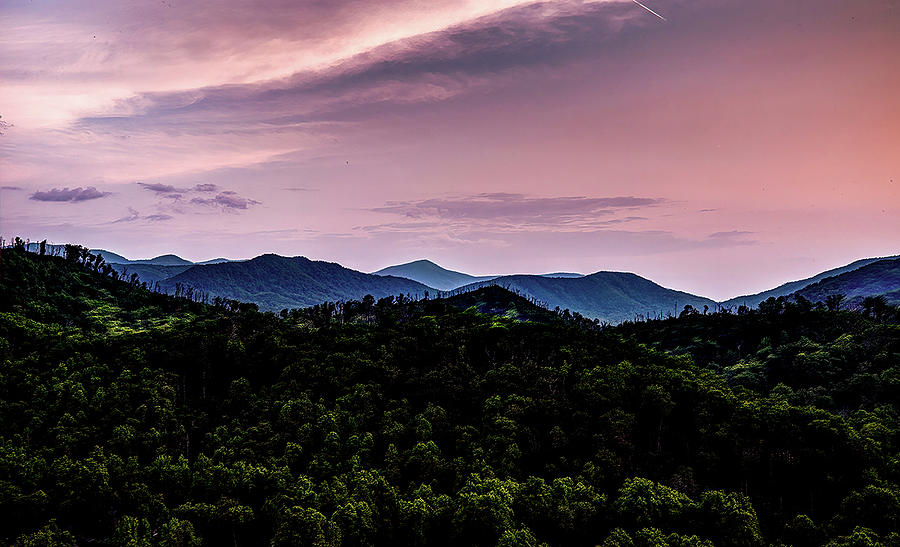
[2,0,898,299]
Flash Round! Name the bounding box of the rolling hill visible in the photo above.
[793,257,900,306]
[89,249,132,264]
[442,285,561,322]
[128,253,194,266]
[722,255,900,308]
[160,254,435,311]
[24,243,235,267]
[372,259,496,291]
[23,243,132,264]
[458,272,717,324]
[109,263,193,284]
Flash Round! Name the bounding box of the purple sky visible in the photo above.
[1,0,898,300]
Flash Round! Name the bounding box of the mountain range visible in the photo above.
[371,259,586,291]
[20,243,900,322]
[23,243,236,267]
[372,260,497,291]
[458,272,717,324]
[158,254,432,311]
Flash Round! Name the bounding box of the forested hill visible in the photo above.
[2,245,900,545]
[794,257,900,306]
[458,272,717,324]
[722,255,900,309]
[159,253,436,311]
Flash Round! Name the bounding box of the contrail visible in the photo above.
[631,0,667,21]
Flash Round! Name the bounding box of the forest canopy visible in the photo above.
[1,243,899,546]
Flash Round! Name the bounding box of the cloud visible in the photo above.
[30,186,111,202]
[708,230,754,238]
[191,191,260,210]
[193,183,219,192]
[113,207,142,223]
[112,207,175,223]
[371,193,665,228]
[73,0,646,134]
[1,185,23,191]
[284,186,317,192]
[138,182,185,194]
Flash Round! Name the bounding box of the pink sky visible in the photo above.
[1,0,898,300]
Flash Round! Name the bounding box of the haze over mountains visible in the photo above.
[372,260,497,291]
[19,243,900,323]
[372,259,584,291]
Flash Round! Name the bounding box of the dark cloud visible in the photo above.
[138,182,185,194]
[371,193,664,226]
[30,186,111,202]
[1,185,23,191]
[145,214,174,221]
[193,183,219,192]
[191,191,260,210]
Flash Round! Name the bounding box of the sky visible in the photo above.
[1,0,898,300]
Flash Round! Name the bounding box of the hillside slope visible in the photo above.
[794,257,900,306]
[109,263,193,284]
[162,253,436,310]
[723,255,900,308]
[459,271,716,324]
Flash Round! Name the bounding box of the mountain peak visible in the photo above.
[373,260,496,291]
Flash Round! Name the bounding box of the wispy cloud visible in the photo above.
[284,186,317,192]
[371,193,664,229]
[138,182,185,194]
[112,207,175,223]
[193,183,219,192]
[709,230,754,238]
[1,185,23,191]
[30,186,111,202]
[113,207,142,223]
[70,0,646,137]
[190,190,260,210]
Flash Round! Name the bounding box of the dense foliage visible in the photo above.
[1,246,900,545]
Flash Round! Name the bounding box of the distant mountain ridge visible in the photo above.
[19,242,899,323]
[109,264,193,285]
[372,259,585,291]
[373,259,496,291]
[23,242,238,267]
[160,254,434,311]
[722,255,900,309]
[793,257,900,306]
[458,272,717,324]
